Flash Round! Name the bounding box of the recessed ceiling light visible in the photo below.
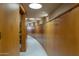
[29,3,42,9]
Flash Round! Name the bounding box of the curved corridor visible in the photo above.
[0,3,79,56]
[20,35,47,56]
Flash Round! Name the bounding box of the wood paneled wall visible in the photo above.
[35,24,43,34]
[31,4,79,55]
[44,5,79,55]
[20,14,27,52]
[20,4,27,52]
[0,4,20,56]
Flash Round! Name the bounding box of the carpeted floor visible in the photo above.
[20,35,47,56]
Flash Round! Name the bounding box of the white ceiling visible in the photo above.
[26,3,62,18]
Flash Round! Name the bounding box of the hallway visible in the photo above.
[20,35,47,56]
[0,3,79,56]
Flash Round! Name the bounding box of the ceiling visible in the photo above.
[26,3,62,18]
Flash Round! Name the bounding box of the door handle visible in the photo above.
[0,32,1,40]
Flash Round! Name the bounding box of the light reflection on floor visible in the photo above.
[20,35,47,56]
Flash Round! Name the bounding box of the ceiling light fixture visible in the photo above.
[29,3,42,9]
